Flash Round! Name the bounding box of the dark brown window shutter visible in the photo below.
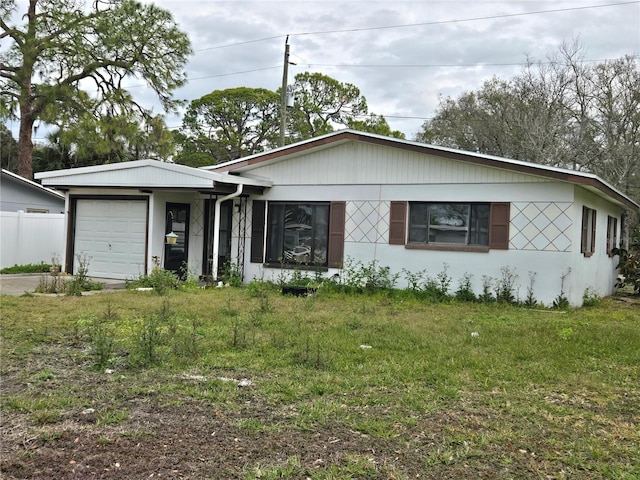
[489,203,510,250]
[606,216,613,256]
[250,200,265,263]
[328,201,346,268]
[389,201,407,245]
[581,206,589,254]
[591,210,597,253]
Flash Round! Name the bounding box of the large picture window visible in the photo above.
[408,203,490,246]
[266,202,330,266]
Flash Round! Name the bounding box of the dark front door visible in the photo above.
[203,199,232,278]
[164,203,190,279]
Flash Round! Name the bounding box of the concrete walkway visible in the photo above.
[0,274,126,296]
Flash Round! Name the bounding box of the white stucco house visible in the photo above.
[35,130,638,306]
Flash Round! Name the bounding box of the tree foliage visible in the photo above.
[0,0,191,178]
[176,73,402,165]
[347,114,406,139]
[29,113,176,173]
[417,43,640,206]
[285,72,368,142]
[177,87,280,165]
[0,123,19,171]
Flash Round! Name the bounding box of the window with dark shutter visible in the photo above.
[489,203,510,250]
[606,215,618,257]
[328,202,346,268]
[264,201,333,267]
[581,207,589,254]
[581,206,596,257]
[250,200,265,263]
[591,210,597,254]
[389,201,407,245]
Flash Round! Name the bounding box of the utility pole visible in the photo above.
[279,35,290,147]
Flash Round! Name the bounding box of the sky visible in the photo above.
[137,0,640,139]
[9,0,640,143]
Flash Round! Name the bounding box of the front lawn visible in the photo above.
[1,287,638,479]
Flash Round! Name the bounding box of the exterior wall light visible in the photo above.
[165,231,178,244]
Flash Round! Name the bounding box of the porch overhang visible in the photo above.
[35,159,272,194]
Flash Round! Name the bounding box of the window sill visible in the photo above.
[263,263,329,272]
[405,243,490,253]
[583,252,594,258]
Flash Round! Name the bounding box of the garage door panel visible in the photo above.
[74,199,147,279]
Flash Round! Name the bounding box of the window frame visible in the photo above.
[390,201,509,252]
[606,215,618,257]
[258,200,346,271]
[407,201,492,251]
[581,206,597,257]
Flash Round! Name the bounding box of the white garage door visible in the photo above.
[74,199,147,279]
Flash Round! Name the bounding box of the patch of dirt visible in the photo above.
[1,391,552,480]
[3,399,385,479]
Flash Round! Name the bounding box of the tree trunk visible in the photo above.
[16,0,37,180]
[17,105,34,180]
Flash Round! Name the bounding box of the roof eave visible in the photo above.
[3,169,65,199]
[206,130,639,212]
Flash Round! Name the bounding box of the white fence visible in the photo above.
[1,211,65,269]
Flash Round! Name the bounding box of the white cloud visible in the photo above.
[10,0,640,141]
[146,0,639,138]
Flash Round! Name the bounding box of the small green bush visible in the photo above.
[65,254,103,296]
[1,262,57,274]
[126,268,179,295]
[455,273,477,302]
[613,246,640,295]
[582,287,602,307]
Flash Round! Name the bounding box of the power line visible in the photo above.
[193,1,639,52]
[121,56,633,91]
[299,58,630,69]
[291,1,639,36]
[124,66,281,89]
[185,66,281,81]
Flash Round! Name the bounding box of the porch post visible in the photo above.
[212,184,243,281]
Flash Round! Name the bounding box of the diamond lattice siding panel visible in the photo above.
[345,201,390,244]
[509,202,572,251]
[192,200,204,237]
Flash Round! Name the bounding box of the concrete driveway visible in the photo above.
[0,274,125,296]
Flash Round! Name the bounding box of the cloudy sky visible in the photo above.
[18,0,640,143]
[137,0,639,139]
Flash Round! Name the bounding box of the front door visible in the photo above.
[164,203,189,279]
[203,199,232,278]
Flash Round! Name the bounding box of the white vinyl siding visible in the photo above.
[248,142,550,186]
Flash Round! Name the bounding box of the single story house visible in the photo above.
[36,130,639,306]
[1,168,65,213]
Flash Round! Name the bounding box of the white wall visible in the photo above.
[0,211,65,269]
[240,179,626,307]
[567,188,624,305]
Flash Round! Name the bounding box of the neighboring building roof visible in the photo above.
[204,129,639,211]
[2,168,65,200]
[35,159,272,193]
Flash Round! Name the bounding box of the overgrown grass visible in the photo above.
[1,288,638,478]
